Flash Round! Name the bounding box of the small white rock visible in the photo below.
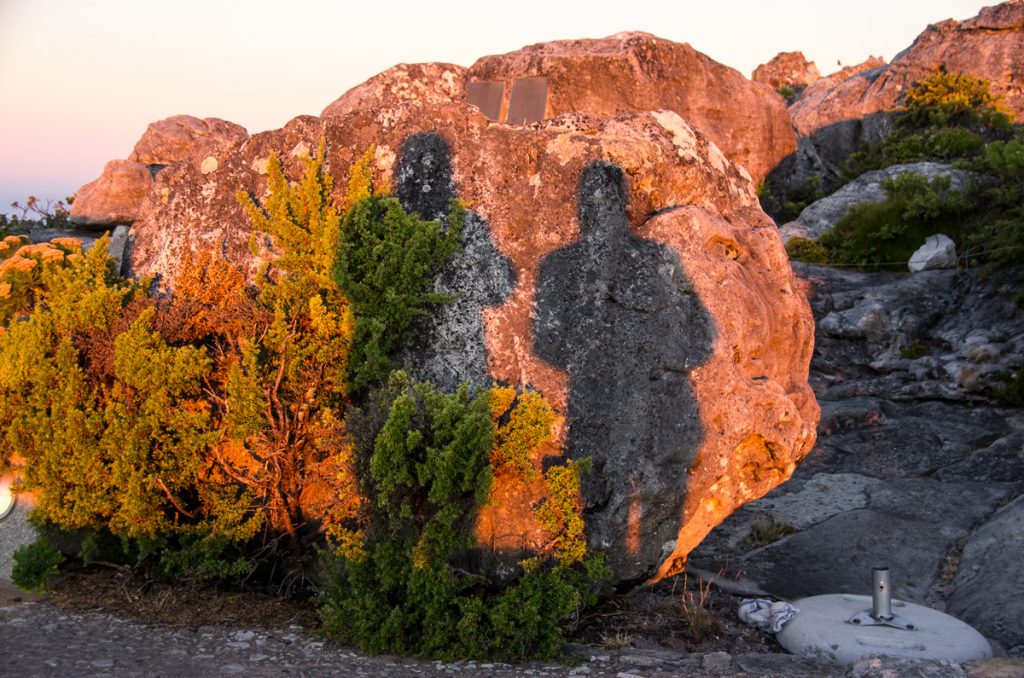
[909,234,957,272]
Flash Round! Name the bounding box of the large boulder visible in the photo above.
[128,99,818,584]
[789,57,889,140]
[465,32,796,183]
[752,51,821,93]
[69,160,154,227]
[908,234,957,272]
[130,114,248,167]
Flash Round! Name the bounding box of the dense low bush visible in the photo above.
[319,373,607,661]
[3,143,605,659]
[785,236,829,265]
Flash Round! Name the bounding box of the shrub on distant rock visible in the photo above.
[785,236,829,265]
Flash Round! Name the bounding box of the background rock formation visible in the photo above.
[321,63,468,120]
[784,0,1024,185]
[752,51,821,92]
[69,159,155,227]
[126,99,818,583]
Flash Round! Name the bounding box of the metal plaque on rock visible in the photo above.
[466,81,504,122]
[506,77,548,125]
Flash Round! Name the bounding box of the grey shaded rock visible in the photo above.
[809,399,1012,479]
[734,652,844,677]
[751,473,881,530]
[533,163,713,583]
[963,658,1024,678]
[732,480,1014,603]
[780,163,972,243]
[797,263,1024,402]
[948,496,1024,654]
[394,133,516,392]
[909,235,957,272]
[936,432,1024,483]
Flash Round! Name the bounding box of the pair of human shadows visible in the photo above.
[395,137,714,580]
[394,132,516,392]
[534,162,714,580]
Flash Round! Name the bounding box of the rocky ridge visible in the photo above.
[784,0,1024,185]
[70,115,248,227]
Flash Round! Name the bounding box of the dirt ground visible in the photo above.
[43,565,783,657]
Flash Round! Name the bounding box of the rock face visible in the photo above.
[752,52,821,92]
[69,160,154,227]
[789,57,889,140]
[465,32,796,183]
[127,98,818,583]
[787,0,1024,182]
[321,63,468,120]
[779,162,973,242]
[130,115,248,167]
[948,496,1024,652]
[690,262,1024,654]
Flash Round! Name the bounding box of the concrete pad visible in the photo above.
[777,594,992,665]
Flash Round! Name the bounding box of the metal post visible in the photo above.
[872,567,892,620]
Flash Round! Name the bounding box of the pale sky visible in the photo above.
[0,0,991,215]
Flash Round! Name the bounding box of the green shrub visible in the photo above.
[785,237,829,264]
[900,339,929,360]
[993,370,1024,408]
[746,515,796,546]
[776,84,805,106]
[899,70,1012,132]
[319,373,608,661]
[12,536,65,593]
[843,70,1013,184]
[335,188,463,393]
[820,173,970,270]
[959,133,1024,274]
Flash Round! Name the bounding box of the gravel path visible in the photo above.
[6,583,1022,677]
[0,582,849,678]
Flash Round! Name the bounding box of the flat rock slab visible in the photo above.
[777,594,992,665]
[948,496,1024,654]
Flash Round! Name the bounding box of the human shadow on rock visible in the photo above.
[394,132,516,392]
[534,161,714,583]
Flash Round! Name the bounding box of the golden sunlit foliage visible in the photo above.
[4,141,605,660]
